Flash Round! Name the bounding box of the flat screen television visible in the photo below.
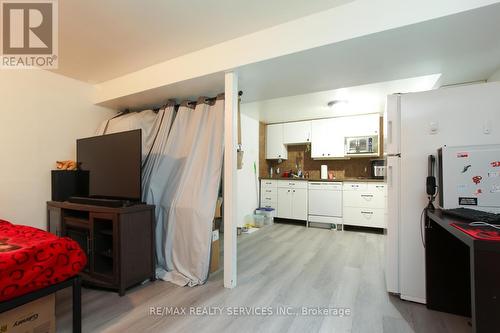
[77,129,142,201]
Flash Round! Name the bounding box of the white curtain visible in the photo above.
[96,96,224,286]
[156,96,224,286]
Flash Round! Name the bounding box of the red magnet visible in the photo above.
[491,161,500,168]
[472,176,482,185]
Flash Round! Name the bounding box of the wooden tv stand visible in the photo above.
[47,201,155,296]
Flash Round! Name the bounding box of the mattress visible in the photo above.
[0,220,87,302]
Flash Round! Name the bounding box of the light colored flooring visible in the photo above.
[56,222,471,333]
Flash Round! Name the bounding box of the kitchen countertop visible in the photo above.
[259,177,385,183]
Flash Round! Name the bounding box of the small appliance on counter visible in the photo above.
[321,165,328,180]
[371,159,386,179]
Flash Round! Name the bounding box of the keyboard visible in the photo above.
[442,208,500,224]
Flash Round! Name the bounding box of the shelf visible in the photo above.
[64,217,89,229]
[99,250,113,259]
[100,229,113,236]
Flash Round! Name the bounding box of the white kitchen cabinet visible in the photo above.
[266,124,287,160]
[343,114,380,136]
[260,180,278,209]
[277,188,293,219]
[276,180,308,221]
[283,121,311,144]
[343,181,387,228]
[291,188,308,220]
[311,118,345,159]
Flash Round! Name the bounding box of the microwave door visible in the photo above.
[348,139,357,153]
[358,139,368,152]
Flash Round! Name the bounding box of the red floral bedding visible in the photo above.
[0,220,87,302]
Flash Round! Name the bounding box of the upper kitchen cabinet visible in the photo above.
[266,123,288,160]
[343,114,380,136]
[311,118,345,159]
[283,121,311,144]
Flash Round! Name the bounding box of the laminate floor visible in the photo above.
[56,222,471,333]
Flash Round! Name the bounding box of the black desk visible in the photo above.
[426,209,500,333]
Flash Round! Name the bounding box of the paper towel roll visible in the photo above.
[321,165,328,180]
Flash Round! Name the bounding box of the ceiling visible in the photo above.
[99,3,500,111]
[54,0,352,83]
[237,2,500,103]
[243,75,442,123]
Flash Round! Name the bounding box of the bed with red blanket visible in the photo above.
[0,219,86,302]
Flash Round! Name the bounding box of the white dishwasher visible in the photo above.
[307,182,343,228]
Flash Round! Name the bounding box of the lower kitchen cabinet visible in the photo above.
[277,180,308,221]
[260,179,387,227]
[343,182,387,228]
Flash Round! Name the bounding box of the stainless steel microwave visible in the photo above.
[345,135,378,155]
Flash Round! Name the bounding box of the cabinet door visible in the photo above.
[311,119,328,158]
[283,121,311,144]
[327,118,346,158]
[266,124,287,159]
[343,114,380,136]
[312,118,345,158]
[277,188,292,219]
[90,212,117,282]
[47,205,62,236]
[291,188,308,220]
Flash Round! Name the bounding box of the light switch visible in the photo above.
[429,121,439,135]
[483,120,491,134]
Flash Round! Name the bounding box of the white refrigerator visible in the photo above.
[384,81,500,303]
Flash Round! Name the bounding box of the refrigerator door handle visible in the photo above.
[388,120,393,145]
[388,165,393,187]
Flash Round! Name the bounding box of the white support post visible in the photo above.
[223,71,238,288]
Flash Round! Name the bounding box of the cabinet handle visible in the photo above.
[289,183,294,186]
[361,195,373,197]
[361,211,374,215]
[328,154,330,156]
[279,155,281,157]
[265,197,272,200]
[288,190,290,192]
[266,190,272,192]
[322,153,325,156]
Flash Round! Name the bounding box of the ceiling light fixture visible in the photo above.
[327,100,348,108]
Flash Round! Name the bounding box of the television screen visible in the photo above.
[77,129,142,201]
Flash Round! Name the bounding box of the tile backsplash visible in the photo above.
[259,121,382,179]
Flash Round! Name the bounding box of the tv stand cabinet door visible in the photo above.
[89,212,119,285]
[119,209,155,295]
[47,204,62,236]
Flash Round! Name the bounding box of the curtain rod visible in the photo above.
[122,91,243,113]
[174,90,243,108]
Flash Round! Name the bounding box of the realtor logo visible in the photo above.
[1,0,58,68]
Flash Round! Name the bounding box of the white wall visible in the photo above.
[0,70,115,230]
[236,107,260,227]
[488,67,500,81]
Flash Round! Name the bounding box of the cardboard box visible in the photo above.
[0,294,55,333]
[214,197,223,219]
[210,229,220,273]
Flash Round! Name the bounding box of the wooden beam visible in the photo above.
[223,71,238,288]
